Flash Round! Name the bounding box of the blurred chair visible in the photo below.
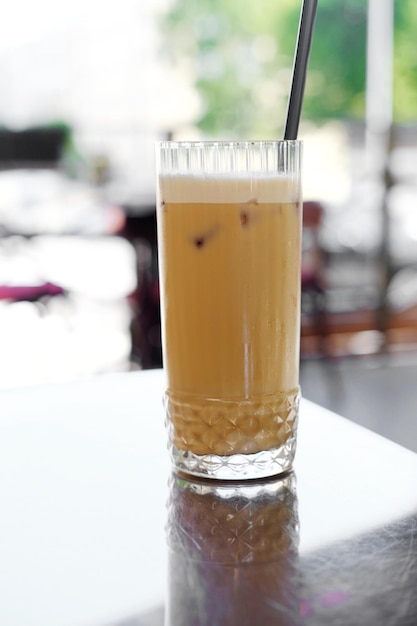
[126,233,162,370]
[0,125,69,170]
[301,200,329,356]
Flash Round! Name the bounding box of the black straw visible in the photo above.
[284,0,318,140]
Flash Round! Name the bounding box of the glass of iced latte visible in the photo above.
[156,140,302,480]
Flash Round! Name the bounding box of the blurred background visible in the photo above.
[1,0,417,445]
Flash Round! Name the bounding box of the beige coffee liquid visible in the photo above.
[158,174,302,456]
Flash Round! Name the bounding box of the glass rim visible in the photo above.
[156,139,302,150]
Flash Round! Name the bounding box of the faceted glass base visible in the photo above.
[170,434,297,480]
[165,387,300,480]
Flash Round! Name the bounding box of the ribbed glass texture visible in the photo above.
[156,140,302,177]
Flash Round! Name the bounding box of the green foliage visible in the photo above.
[394,0,417,122]
[297,0,367,120]
[161,0,296,138]
[161,0,417,137]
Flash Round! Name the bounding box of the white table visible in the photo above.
[1,370,417,626]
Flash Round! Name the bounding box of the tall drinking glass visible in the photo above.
[156,140,302,480]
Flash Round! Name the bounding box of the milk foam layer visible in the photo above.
[159,174,301,204]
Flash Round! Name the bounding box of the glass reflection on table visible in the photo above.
[166,472,300,626]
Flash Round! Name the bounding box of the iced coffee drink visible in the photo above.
[156,141,302,479]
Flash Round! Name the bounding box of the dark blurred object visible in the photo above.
[0,125,69,168]
[302,201,325,290]
[129,238,162,370]
[122,210,162,369]
[301,201,329,354]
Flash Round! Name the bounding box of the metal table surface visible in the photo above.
[1,369,417,626]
